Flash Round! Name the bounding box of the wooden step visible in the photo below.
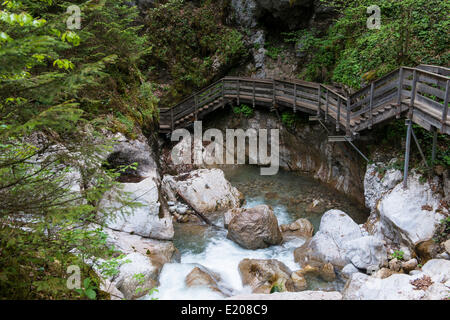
[328,136,353,142]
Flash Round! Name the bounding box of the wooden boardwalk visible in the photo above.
[159,64,450,138]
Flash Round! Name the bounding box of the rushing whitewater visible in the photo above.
[148,166,367,300]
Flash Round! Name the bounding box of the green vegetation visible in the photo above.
[233,104,254,118]
[281,112,296,128]
[367,119,450,172]
[285,0,449,88]
[0,0,245,300]
[265,42,284,60]
[391,250,405,261]
[0,0,448,300]
[143,0,246,106]
[0,0,147,299]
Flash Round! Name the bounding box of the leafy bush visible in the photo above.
[265,43,284,60]
[391,250,405,260]
[233,104,254,118]
[281,112,296,128]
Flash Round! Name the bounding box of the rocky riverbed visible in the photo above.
[83,132,449,300]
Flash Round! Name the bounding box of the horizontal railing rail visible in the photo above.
[160,65,450,136]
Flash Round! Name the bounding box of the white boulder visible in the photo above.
[364,162,402,212]
[344,236,387,270]
[162,169,243,214]
[377,173,446,247]
[295,210,387,270]
[99,177,174,240]
[343,259,450,300]
[114,252,160,300]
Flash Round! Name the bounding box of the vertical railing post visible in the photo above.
[403,119,412,189]
[409,69,418,109]
[441,79,449,133]
[194,94,198,121]
[252,80,256,108]
[346,98,351,137]
[170,106,174,131]
[336,96,341,132]
[293,83,297,113]
[222,78,225,98]
[369,82,374,129]
[396,67,404,118]
[272,79,276,108]
[431,126,437,165]
[237,79,240,106]
[317,86,321,117]
[325,90,329,123]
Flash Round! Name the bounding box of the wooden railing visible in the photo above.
[159,65,450,137]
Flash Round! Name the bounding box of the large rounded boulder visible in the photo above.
[227,205,283,249]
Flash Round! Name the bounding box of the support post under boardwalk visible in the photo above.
[403,119,412,189]
[431,126,437,165]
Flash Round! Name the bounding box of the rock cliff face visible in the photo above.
[230,0,332,30]
[199,109,366,204]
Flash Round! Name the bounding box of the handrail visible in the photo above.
[160,65,450,136]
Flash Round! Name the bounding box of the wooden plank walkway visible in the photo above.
[159,65,450,138]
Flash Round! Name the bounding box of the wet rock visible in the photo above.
[290,270,308,291]
[341,264,360,279]
[415,239,440,262]
[185,266,231,297]
[298,264,320,277]
[223,208,243,229]
[162,169,243,214]
[319,263,336,282]
[264,191,278,200]
[99,177,174,240]
[227,205,283,249]
[388,258,403,273]
[176,205,188,215]
[280,218,314,239]
[238,258,295,293]
[373,267,395,279]
[305,199,323,213]
[402,258,418,274]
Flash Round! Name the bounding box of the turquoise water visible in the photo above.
[152,166,367,300]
